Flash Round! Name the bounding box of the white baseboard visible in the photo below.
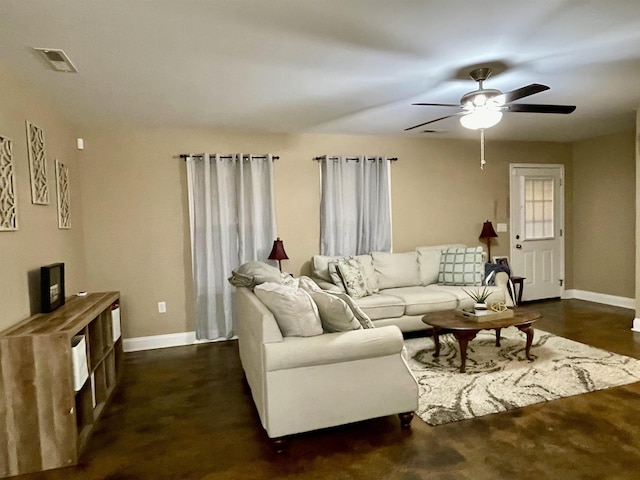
[563,289,635,310]
[123,331,236,352]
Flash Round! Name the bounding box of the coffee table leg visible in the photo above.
[517,324,535,360]
[432,327,441,357]
[495,328,502,347]
[452,331,478,373]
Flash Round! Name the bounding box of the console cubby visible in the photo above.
[0,292,122,478]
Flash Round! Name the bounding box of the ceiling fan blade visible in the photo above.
[506,103,576,114]
[412,103,462,108]
[404,113,462,131]
[495,84,550,104]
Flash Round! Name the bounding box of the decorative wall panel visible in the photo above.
[55,160,70,229]
[26,121,49,205]
[0,135,18,231]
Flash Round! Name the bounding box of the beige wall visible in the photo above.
[2,58,634,339]
[0,61,86,332]
[572,131,636,298]
[77,127,571,338]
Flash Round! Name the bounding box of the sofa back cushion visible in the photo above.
[372,251,421,290]
[308,290,363,332]
[438,246,484,286]
[416,244,466,285]
[254,283,323,337]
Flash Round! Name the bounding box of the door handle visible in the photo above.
[516,244,522,249]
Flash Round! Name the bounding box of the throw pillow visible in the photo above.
[254,283,323,337]
[337,258,370,299]
[308,290,362,333]
[330,292,375,329]
[298,275,324,293]
[355,254,379,293]
[228,261,283,288]
[328,260,348,292]
[438,246,484,286]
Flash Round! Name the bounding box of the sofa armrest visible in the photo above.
[264,325,405,372]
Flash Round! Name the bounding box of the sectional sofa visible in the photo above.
[310,244,512,332]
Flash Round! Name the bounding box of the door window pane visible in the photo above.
[524,177,554,239]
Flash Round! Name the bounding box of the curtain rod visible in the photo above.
[313,156,398,162]
[179,154,279,160]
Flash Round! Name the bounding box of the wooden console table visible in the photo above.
[0,292,122,478]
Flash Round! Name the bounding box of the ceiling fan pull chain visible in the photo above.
[480,128,486,170]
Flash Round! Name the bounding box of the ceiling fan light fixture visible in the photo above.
[460,109,503,130]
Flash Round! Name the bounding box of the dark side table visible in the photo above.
[510,276,525,304]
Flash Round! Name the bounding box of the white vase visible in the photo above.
[474,302,488,311]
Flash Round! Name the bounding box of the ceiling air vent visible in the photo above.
[33,48,78,73]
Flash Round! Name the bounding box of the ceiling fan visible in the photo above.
[405,67,576,132]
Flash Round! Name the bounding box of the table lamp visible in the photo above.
[268,237,289,272]
[479,220,498,261]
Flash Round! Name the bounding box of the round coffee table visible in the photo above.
[421,308,542,373]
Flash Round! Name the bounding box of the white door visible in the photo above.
[509,164,564,301]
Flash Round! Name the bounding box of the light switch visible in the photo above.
[158,301,166,313]
[496,223,508,233]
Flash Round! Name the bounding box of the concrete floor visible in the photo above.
[15,299,640,480]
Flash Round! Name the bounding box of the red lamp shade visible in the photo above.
[479,221,498,239]
[479,221,498,261]
[268,237,288,271]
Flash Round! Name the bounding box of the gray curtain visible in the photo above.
[186,153,276,340]
[319,155,391,256]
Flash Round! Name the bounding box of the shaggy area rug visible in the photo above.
[404,328,640,426]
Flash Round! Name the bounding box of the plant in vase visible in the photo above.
[462,287,492,311]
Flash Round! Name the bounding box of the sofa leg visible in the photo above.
[399,412,414,428]
[271,437,288,453]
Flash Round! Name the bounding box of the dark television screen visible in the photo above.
[41,263,65,313]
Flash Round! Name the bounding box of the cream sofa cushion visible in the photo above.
[254,283,323,337]
[382,286,458,315]
[372,251,421,290]
[416,244,466,286]
[354,293,405,320]
[308,290,362,333]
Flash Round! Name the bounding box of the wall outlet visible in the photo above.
[496,223,508,233]
[158,301,166,313]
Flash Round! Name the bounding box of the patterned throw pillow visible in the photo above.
[337,258,370,299]
[328,259,348,292]
[438,246,484,286]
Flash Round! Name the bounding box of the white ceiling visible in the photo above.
[1,0,640,142]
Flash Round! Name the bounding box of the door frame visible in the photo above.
[509,163,565,300]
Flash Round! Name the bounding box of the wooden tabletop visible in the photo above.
[422,308,541,330]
